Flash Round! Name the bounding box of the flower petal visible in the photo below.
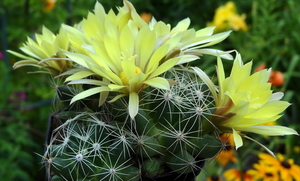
[149,57,179,78]
[196,26,215,36]
[146,44,170,74]
[70,87,110,104]
[268,92,284,102]
[192,67,218,104]
[65,70,95,82]
[64,52,90,68]
[129,92,139,118]
[232,128,243,150]
[196,30,232,48]
[239,125,299,136]
[68,79,109,86]
[143,77,170,90]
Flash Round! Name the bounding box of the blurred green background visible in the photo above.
[1,0,300,180]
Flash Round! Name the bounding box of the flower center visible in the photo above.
[265,172,273,177]
[224,144,233,151]
[281,160,291,169]
[120,67,142,85]
[211,175,220,181]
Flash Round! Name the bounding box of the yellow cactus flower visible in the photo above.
[9,26,73,75]
[193,53,298,151]
[62,0,233,118]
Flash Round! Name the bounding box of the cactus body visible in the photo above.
[44,67,222,180]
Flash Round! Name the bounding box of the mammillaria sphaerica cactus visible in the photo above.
[10,1,298,181]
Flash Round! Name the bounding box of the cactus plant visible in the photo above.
[44,67,220,180]
[10,0,298,181]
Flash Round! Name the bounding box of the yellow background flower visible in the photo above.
[258,153,300,181]
[216,133,237,166]
[248,163,279,181]
[223,169,254,181]
[208,1,248,32]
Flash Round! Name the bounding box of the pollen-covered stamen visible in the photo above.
[120,66,142,86]
[246,91,262,109]
[120,51,137,62]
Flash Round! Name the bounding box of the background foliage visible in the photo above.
[1,0,299,180]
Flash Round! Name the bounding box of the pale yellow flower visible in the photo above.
[9,26,73,75]
[61,0,233,118]
[193,53,298,151]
